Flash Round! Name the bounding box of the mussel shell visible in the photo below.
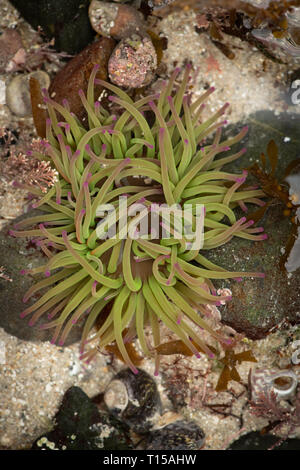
[104,368,162,434]
[145,419,205,450]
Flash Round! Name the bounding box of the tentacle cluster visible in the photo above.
[12,65,267,374]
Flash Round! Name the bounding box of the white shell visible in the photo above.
[104,379,128,414]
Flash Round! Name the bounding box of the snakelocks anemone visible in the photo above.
[11,65,267,374]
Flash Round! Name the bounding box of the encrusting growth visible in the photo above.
[11,65,267,374]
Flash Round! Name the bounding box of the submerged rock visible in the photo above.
[229,431,300,450]
[89,1,145,40]
[32,386,132,450]
[206,110,300,339]
[0,216,83,345]
[9,0,94,54]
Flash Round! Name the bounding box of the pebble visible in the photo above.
[0,28,24,73]
[89,0,145,40]
[6,71,50,117]
[49,37,116,121]
[108,33,157,88]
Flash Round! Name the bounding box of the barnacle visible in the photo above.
[11,65,267,374]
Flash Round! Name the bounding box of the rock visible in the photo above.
[9,0,94,55]
[32,386,132,450]
[0,215,83,345]
[229,431,300,450]
[89,0,145,40]
[29,77,48,138]
[145,419,205,450]
[48,37,116,121]
[108,33,157,88]
[6,71,50,117]
[0,28,24,73]
[205,110,300,340]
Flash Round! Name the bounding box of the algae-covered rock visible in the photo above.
[31,386,132,450]
[207,111,300,339]
[0,215,83,345]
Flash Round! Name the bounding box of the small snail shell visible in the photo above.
[250,368,298,402]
